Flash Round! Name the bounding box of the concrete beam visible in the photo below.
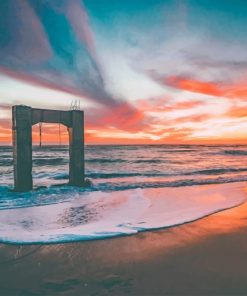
[12,105,33,191]
[69,110,85,186]
[32,109,72,127]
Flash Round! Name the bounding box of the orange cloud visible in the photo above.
[165,76,222,96]
[168,114,212,124]
[164,76,247,100]
[86,102,145,133]
[137,97,203,113]
[225,105,247,118]
[225,82,247,99]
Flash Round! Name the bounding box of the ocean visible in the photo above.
[0,144,247,244]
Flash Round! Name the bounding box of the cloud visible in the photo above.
[0,0,52,64]
[86,102,145,132]
[137,97,204,113]
[159,75,247,100]
[0,0,119,107]
[224,103,247,118]
[65,0,96,59]
[163,76,223,97]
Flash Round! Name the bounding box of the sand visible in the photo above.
[1,182,247,295]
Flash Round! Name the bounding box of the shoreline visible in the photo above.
[0,182,246,245]
[0,182,247,294]
[1,190,246,247]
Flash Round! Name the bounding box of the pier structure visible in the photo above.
[12,105,84,192]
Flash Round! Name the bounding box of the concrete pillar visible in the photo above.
[12,105,33,191]
[69,110,84,186]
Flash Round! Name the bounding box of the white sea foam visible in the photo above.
[0,182,246,244]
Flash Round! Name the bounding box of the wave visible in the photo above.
[53,172,69,180]
[92,176,247,191]
[134,159,162,163]
[159,149,198,153]
[49,172,247,193]
[0,157,68,166]
[33,158,67,166]
[50,168,247,183]
[2,175,247,211]
[0,182,245,244]
[87,158,166,164]
[186,167,247,175]
[85,172,172,179]
[0,159,12,166]
[86,158,127,163]
[224,150,247,155]
[85,167,247,179]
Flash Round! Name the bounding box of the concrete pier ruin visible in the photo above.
[12,105,84,192]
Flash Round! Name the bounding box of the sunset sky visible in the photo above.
[0,0,247,144]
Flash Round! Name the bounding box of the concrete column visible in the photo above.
[12,105,33,191]
[69,110,84,186]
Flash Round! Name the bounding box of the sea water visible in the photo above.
[0,145,247,243]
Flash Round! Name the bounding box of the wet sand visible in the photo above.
[1,182,247,295]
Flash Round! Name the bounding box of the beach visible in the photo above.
[1,0,247,294]
[1,181,247,295]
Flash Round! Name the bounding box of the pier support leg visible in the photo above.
[12,106,33,191]
[69,110,84,186]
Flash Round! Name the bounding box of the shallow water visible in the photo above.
[0,145,247,243]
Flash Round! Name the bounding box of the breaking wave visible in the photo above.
[224,150,247,155]
[0,183,245,244]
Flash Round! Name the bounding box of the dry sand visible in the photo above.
[1,182,247,295]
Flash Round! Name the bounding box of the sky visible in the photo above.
[0,0,247,145]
